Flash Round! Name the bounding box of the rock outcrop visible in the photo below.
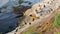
[7,0,60,34]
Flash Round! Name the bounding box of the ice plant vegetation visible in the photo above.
[54,10,60,26]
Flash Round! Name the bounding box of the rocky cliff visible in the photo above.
[7,0,60,34]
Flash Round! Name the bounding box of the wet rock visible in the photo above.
[25,22,27,25]
[44,5,46,8]
[15,14,23,18]
[19,0,24,4]
[15,29,18,32]
[33,18,34,21]
[29,14,32,17]
[29,23,31,25]
[13,5,31,14]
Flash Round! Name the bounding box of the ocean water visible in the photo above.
[21,0,43,6]
[0,0,20,34]
[0,0,43,34]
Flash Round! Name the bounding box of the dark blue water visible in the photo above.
[0,0,20,34]
[0,13,20,33]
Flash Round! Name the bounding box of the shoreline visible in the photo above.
[7,0,60,34]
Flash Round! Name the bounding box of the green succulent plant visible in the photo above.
[54,11,60,26]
